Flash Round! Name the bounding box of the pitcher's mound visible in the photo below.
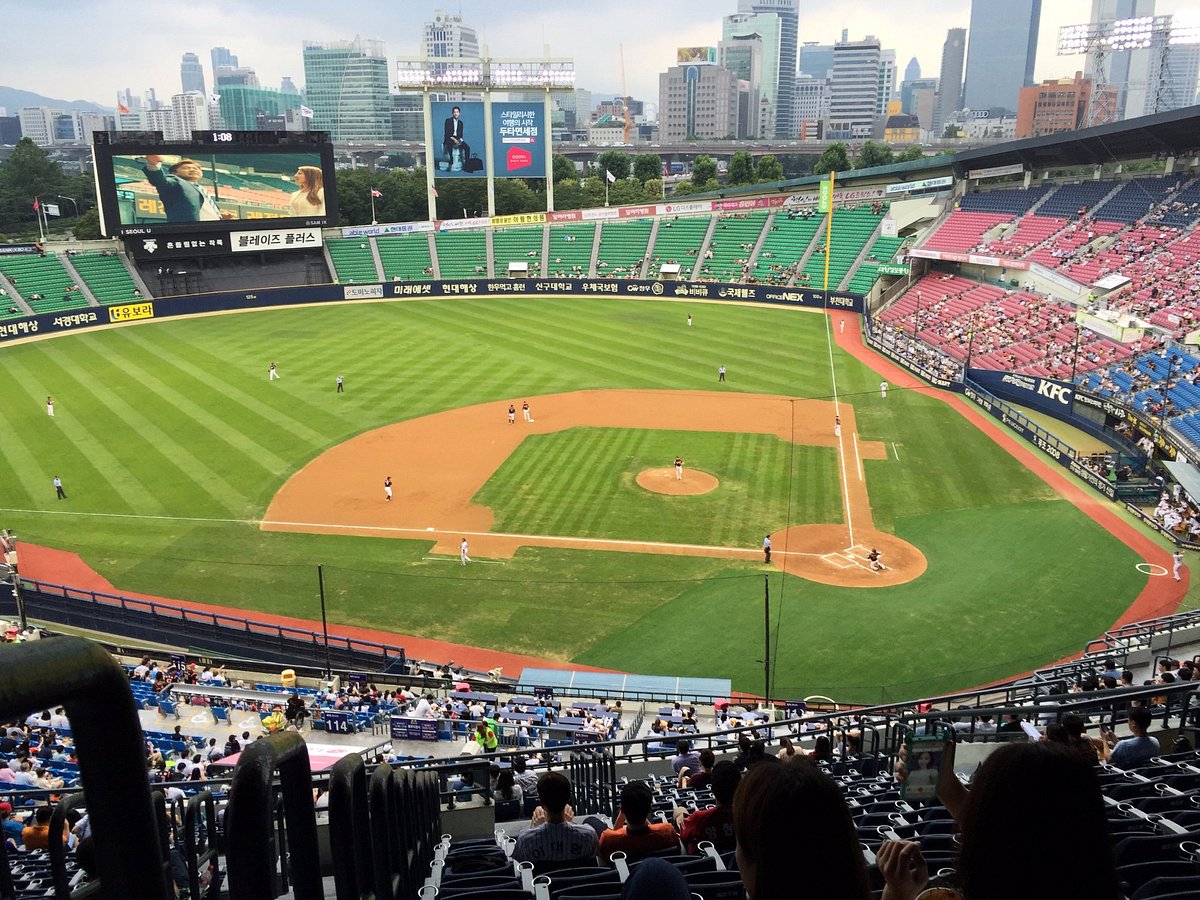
[636,467,719,496]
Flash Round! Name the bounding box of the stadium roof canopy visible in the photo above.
[953,105,1200,174]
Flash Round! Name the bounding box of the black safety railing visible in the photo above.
[329,754,373,900]
[0,636,172,899]
[183,792,222,900]
[222,732,322,900]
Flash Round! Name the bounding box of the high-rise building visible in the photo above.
[963,0,1041,113]
[422,9,480,101]
[181,53,206,96]
[215,67,260,88]
[171,92,210,138]
[723,13,781,138]
[904,57,921,83]
[721,35,770,138]
[1165,41,1200,112]
[1085,1,1156,119]
[794,75,829,139]
[933,27,967,135]
[799,42,835,79]
[1016,71,1116,137]
[737,0,798,137]
[391,93,423,140]
[658,63,740,141]
[826,35,882,140]
[17,108,57,146]
[74,112,114,145]
[211,47,238,80]
[214,86,302,130]
[878,49,898,116]
[146,107,180,141]
[901,78,938,130]
[280,76,300,95]
[303,37,390,141]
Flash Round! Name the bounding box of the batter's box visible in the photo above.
[821,552,859,569]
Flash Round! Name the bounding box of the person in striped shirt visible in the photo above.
[512,771,597,868]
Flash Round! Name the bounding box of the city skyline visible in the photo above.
[6,0,1198,111]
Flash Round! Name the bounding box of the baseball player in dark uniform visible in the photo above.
[674,456,683,480]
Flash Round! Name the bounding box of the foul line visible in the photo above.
[853,433,863,481]
[823,308,855,547]
[0,506,830,559]
[891,441,901,461]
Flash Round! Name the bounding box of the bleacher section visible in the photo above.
[1091,174,1183,224]
[698,212,767,281]
[595,219,652,278]
[434,230,488,278]
[879,274,1134,377]
[326,238,379,283]
[647,217,711,279]
[959,184,1052,216]
[751,213,822,285]
[377,233,434,281]
[846,235,905,294]
[492,226,545,278]
[799,207,885,289]
[547,223,595,277]
[0,253,91,315]
[1037,180,1118,219]
[920,210,1011,253]
[1080,347,1200,426]
[1158,178,1200,229]
[66,252,140,304]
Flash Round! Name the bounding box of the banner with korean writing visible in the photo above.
[231,227,323,253]
[491,102,547,178]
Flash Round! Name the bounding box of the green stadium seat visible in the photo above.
[647,216,711,279]
[327,239,380,283]
[595,220,652,278]
[547,223,595,277]
[67,252,142,305]
[0,253,92,315]
[752,213,823,285]
[492,226,545,278]
[377,233,434,281]
[434,231,488,278]
[847,235,906,294]
[800,207,886,291]
[697,212,768,281]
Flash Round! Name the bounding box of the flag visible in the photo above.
[209,93,221,103]
[431,186,439,198]
[370,189,382,198]
[32,199,39,212]
[300,105,314,119]
[605,169,616,184]
[117,102,130,115]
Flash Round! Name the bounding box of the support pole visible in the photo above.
[317,564,332,678]
[763,574,771,703]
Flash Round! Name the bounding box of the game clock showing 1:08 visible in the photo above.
[210,132,235,143]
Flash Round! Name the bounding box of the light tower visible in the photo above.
[1059,15,1200,124]
[395,49,575,219]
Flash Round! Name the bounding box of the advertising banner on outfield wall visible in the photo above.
[0,278,864,344]
[967,369,1074,418]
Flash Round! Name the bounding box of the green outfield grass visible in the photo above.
[0,297,1148,700]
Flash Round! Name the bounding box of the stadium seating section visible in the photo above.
[799,206,885,290]
[847,234,906,294]
[698,212,768,281]
[377,233,434,281]
[878,274,1135,377]
[434,231,488,278]
[326,238,379,283]
[752,213,823,285]
[0,254,91,315]
[66,252,141,305]
[646,217,710,279]
[547,223,595,277]
[492,226,545,278]
[595,219,652,278]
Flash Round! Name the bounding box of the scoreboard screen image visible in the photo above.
[93,131,338,237]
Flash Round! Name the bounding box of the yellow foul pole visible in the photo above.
[822,169,835,295]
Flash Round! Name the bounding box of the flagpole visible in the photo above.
[34,199,45,243]
[370,190,377,225]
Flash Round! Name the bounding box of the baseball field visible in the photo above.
[0,296,1164,702]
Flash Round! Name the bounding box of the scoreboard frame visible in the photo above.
[92,130,339,238]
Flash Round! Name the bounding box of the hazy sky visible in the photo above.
[4,0,1198,106]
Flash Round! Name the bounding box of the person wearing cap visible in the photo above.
[474,718,498,754]
[0,802,24,846]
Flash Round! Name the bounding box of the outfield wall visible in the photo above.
[0,278,864,345]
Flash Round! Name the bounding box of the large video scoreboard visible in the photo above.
[93,130,338,238]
